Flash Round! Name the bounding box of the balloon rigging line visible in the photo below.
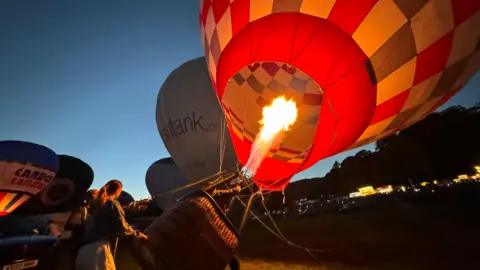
[155,170,226,198]
[234,190,345,261]
[219,115,228,172]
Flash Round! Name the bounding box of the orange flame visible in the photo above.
[244,96,298,177]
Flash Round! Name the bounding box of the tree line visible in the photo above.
[284,102,480,200]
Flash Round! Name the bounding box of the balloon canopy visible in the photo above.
[15,155,94,214]
[200,0,480,190]
[0,141,59,216]
[156,57,238,183]
[145,157,193,211]
[118,191,135,206]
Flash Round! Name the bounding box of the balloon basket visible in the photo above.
[139,190,239,270]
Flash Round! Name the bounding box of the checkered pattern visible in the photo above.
[200,0,480,162]
[222,62,322,162]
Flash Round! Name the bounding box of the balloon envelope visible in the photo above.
[200,0,480,190]
[15,155,94,214]
[118,191,135,206]
[156,57,238,183]
[0,141,59,216]
[145,157,192,210]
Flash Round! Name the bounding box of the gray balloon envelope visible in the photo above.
[145,158,192,210]
[156,57,238,183]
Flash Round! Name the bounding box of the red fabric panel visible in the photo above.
[212,0,230,23]
[250,13,298,62]
[289,13,325,63]
[413,32,454,85]
[324,41,371,87]
[292,18,354,86]
[431,86,463,113]
[230,0,250,36]
[200,0,212,25]
[328,0,378,35]
[227,126,249,165]
[369,89,411,125]
[254,158,299,190]
[216,13,375,189]
[321,65,377,158]
[450,0,480,26]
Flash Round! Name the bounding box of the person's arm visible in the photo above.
[64,206,87,231]
[109,200,137,238]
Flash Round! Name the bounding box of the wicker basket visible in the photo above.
[141,191,239,270]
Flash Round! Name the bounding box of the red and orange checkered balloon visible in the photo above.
[199,0,480,191]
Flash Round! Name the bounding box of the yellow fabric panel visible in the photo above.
[216,7,233,51]
[223,83,248,123]
[281,123,317,152]
[231,120,245,140]
[358,116,396,141]
[376,58,417,105]
[402,71,442,111]
[274,68,294,86]
[8,195,29,213]
[239,66,252,79]
[283,86,306,102]
[300,0,336,19]
[407,96,443,124]
[287,157,304,164]
[447,11,480,67]
[243,87,265,135]
[250,0,274,22]
[294,70,310,81]
[453,51,480,89]
[253,67,274,86]
[301,102,322,116]
[0,193,15,211]
[205,8,217,44]
[353,0,407,57]
[275,150,299,159]
[305,79,322,95]
[410,0,454,53]
[207,50,217,80]
[373,129,398,142]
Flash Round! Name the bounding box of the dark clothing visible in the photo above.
[65,205,89,247]
[81,199,136,247]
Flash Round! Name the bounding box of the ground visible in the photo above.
[114,201,479,270]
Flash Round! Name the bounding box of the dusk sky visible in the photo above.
[1,1,478,199]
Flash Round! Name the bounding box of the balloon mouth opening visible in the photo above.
[41,177,76,206]
[48,184,71,202]
[222,61,323,183]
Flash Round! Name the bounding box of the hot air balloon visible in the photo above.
[156,57,238,183]
[199,0,480,190]
[118,190,135,206]
[145,157,192,210]
[0,141,59,216]
[15,155,94,214]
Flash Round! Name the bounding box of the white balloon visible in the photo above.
[145,158,192,210]
[156,57,238,183]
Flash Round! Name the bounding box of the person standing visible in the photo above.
[75,180,147,270]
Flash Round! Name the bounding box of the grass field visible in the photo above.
[238,204,479,270]
[114,201,479,270]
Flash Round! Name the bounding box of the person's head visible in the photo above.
[93,180,123,209]
[85,189,99,205]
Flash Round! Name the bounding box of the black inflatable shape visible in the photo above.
[14,155,94,215]
[118,191,135,206]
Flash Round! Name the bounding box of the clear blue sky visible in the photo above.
[1,1,478,199]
